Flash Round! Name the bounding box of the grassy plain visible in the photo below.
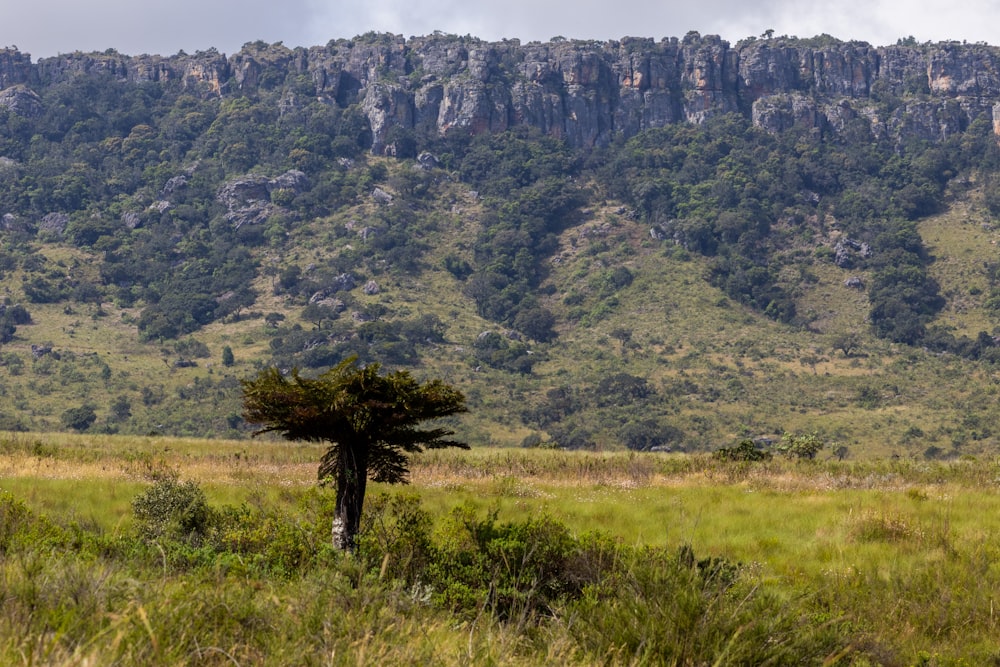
[3,432,1000,664]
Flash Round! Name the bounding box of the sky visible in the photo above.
[1,0,998,60]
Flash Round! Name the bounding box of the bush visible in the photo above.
[0,490,66,555]
[427,505,591,621]
[565,544,846,664]
[211,503,323,576]
[131,474,210,542]
[776,432,825,460]
[61,404,97,432]
[619,418,684,451]
[712,438,772,462]
[356,492,435,584]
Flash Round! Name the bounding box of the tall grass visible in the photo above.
[5,436,1000,663]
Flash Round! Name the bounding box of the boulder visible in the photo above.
[160,175,188,197]
[844,276,865,289]
[31,344,52,359]
[38,212,69,237]
[834,238,873,268]
[216,170,310,228]
[1,213,31,233]
[371,187,394,205]
[0,85,42,117]
[416,151,439,169]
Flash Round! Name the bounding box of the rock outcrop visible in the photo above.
[0,84,42,117]
[5,34,1000,149]
[0,48,32,88]
[215,170,309,228]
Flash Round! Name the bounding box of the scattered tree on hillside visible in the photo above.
[61,404,97,432]
[832,332,862,357]
[241,357,467,550]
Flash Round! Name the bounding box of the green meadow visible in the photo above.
[3,432,1000,665]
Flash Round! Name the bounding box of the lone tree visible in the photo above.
[241,357,467,550]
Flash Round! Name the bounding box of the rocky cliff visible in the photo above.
[3,33,1000,151]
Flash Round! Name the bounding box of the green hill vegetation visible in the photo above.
[7,34,1000,666]
[1,46,1000,459]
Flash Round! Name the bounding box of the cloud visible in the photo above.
[305,0,760,44]
[0,0,319,57]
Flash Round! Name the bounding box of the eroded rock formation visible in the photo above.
[4,33,1000,150]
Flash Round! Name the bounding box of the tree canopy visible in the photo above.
[241,357,467,548]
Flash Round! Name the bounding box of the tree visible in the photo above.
[61,404,97,432]
[110,395,132,421]
[221,345,235,367]
[610,327,633,357]
[831,332,861,357]
[776,432,825,460]
[241,357,468,550]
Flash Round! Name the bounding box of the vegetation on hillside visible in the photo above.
[2,52,1000,454]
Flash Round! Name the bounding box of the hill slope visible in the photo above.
[1,33,1000,457]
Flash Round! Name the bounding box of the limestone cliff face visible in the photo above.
[0,48,32,89]
[4,34,1000,150]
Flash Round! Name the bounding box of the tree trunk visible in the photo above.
[332,444,368,551]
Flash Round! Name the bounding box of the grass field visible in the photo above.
[3,432,1000,664]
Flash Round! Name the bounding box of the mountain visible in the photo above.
[1,32,1000,458]
[5,34,1000,151]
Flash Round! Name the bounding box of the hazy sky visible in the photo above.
[2,0,997,59]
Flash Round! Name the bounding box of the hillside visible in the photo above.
[2,33,1000,456]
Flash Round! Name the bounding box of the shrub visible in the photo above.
[356,492,435,584]
[0,490,66,555]
[131,474,210,542]
[776,432,825,460]
[427,505,586,621]
[712,438,772,462]
[565,544,846,664]
[61,404,97,432]
[211,503,323,576]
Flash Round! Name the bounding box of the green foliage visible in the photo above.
[356,492,436,583]
[618,418,683,451]
[242,358,467,549]
[246,359,466,477]
[208,499,333,576]
[131,474,210,542]
[713,438,773,462]
[429,506,585,620]
[566,544,843,664]
[596,372,651,406]
[442,253,473,280]
[60,404,97,432]
[458,127,583,331]
[472,331,539,374]
[776,432,825,460]
[0,490,49,554]
[0,303,30,343]
[109,395,132,421]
